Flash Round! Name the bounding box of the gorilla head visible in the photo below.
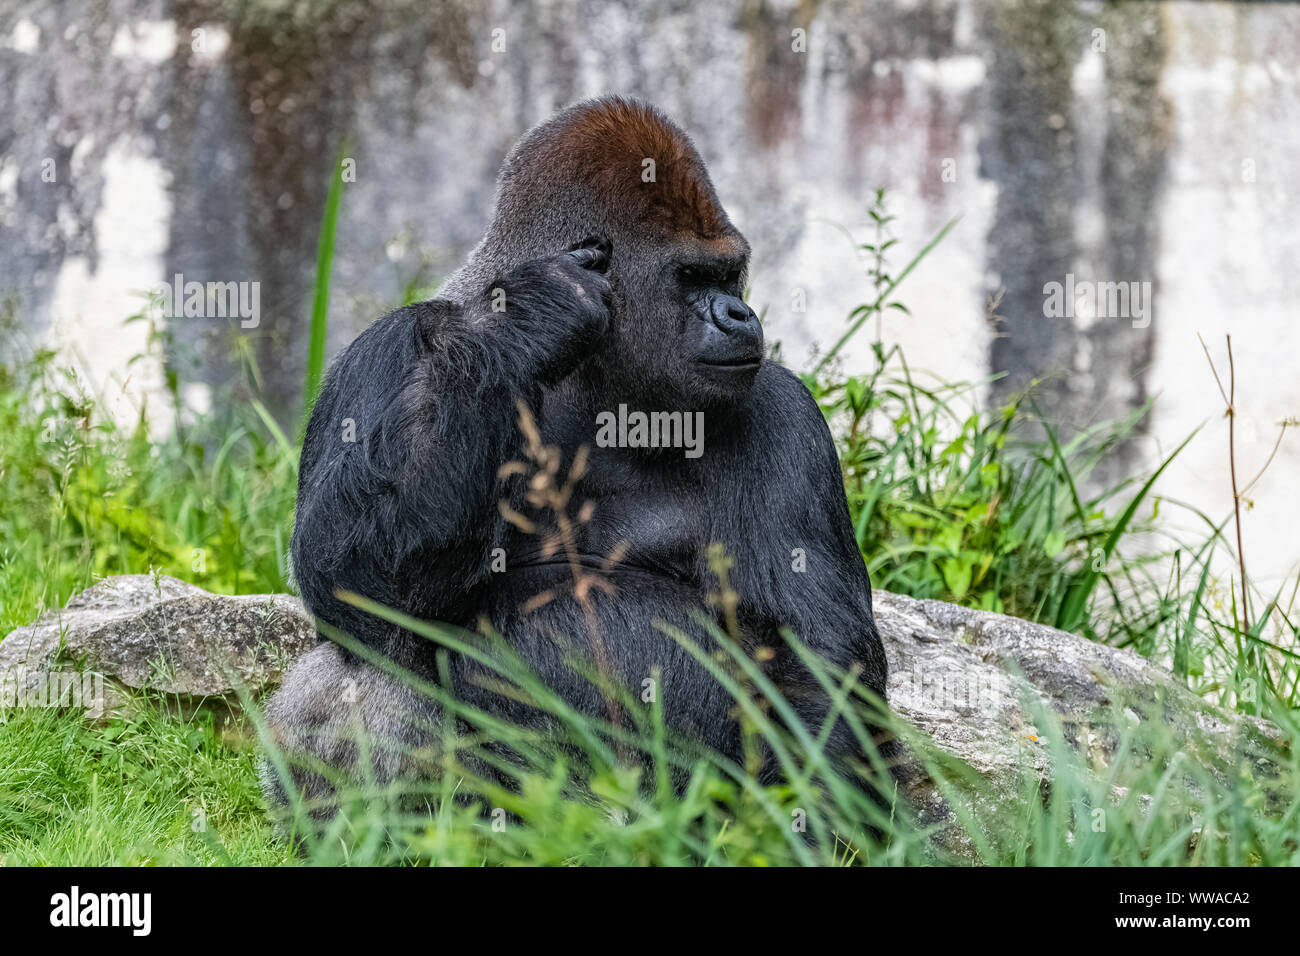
[445,96,764,410]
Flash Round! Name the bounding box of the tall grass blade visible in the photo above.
[304,139,349,414]
[1055,426,1200,633]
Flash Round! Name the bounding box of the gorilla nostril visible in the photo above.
[711,295,757,332]
[730,302,756,325]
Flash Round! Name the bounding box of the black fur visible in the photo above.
[263,96,889,819]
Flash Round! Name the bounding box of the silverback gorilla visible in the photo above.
[263,96,889,819]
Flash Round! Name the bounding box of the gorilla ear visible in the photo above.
[566,235,612,274]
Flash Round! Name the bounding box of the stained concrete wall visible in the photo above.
[0,0,1296,580]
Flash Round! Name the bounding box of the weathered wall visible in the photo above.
[0,0,1296,580]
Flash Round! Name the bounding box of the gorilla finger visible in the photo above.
[570,234,611,255]
[566,236,612,273]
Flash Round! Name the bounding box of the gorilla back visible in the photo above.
[264,96,889,819]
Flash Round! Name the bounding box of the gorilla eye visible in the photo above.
[678,263,741,288]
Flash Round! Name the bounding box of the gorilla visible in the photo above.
[263,96,889,820]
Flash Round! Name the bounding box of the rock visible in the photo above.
[875,590,1288,859]
[0,574,315,714]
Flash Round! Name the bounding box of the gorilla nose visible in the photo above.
[697,291,764,371]
[710,295,759,334]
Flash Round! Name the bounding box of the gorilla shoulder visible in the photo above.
[749,360,841,458]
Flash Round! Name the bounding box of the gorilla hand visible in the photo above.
[493,235,612,383]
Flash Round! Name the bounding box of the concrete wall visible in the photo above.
[1,0,1296,581]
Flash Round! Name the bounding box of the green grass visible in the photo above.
[5,611,1289,866]
[806,347,1246,680]
[0,334,295,636]
[0,190,1296,866]
[0,700,285,865]
[252,595,1296,866]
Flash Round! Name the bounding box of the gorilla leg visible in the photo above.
[260,637,442,827]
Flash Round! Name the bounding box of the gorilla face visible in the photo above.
[595,232,763,410]
[679,255,764,382]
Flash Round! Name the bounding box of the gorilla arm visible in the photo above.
[717,364,888,705]
[291,245,611,647]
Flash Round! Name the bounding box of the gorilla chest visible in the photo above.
[505,475,705,584]
[585,489,700,576]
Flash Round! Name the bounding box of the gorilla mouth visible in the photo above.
[699,356,762,370]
